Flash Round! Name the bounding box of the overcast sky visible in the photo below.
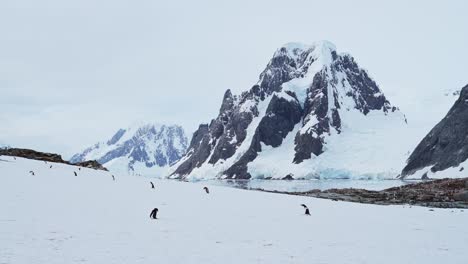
[1,0,467,158]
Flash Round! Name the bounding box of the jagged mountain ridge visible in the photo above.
[71,123,188,175]
[401,84,468,179]
[171,41,406,180]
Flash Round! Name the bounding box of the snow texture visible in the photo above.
[1,156,467,264]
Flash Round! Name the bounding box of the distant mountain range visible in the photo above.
[71,123,188,176]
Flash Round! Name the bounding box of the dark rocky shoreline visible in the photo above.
[252,178,468,209]
[0,148,107,171]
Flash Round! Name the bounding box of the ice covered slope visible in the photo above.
[71,123,188,177]
[1,156,468,264]
[401,84,468,179]
[171,40,408,180]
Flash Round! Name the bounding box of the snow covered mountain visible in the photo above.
[170,41,408,180]
[401,84,468,179]
[71,123,188,176]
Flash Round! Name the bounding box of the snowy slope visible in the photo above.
[1,156,468,264]
[71,123,187,177]
[171,40,409,180]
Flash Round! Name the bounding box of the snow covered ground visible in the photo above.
[1,156,468,264]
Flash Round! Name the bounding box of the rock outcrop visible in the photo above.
[256,178,468,208]
[0,148,107,171]
[402,84,468,178]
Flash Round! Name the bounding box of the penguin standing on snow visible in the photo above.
[49,165,53,169]
[150,182,155,189]
[150,208,159,219]
[74,171,77,177]
[78,167,81,171]
[203,186,210,194]
[112,175,115,181]
[29,170,35,176]
[301,204,310,215]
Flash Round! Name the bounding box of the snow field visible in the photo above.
[1,156,468,264]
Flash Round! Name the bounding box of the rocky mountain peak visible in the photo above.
[171,41,404,180]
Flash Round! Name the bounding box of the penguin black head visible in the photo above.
[301,204,308,209]
[203,186,209,194]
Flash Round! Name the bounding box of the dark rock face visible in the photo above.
[402,84,468,177]
[171,41,398,179]
[71,124,188,173]
[0,148,107,171]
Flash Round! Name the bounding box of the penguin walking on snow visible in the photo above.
[50,165,53,169]
[203,186,210,194]
[29,170,35,176]
[150,208,158,219]
[74,171,77,177]
[301,204,310,216]
[150,182,155,189]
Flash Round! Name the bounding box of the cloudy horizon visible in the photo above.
[1,0,467,158]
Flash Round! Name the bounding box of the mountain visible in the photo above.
[170,41,408,180]
[71,123,188,176]
[401,84,468,179]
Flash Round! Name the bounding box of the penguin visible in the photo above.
[74,171,77,177]
[150,182,155,189]
[203,186,210,194]
[150,208,158,219]
[78,167,81,171]
[112,175,115,181]
[29,170,35,176]
[301,204,310,215]
[50,165,53,169]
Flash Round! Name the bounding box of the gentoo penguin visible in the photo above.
[150,182,155,189]
[203,186,210,194]
[74,171,77,176]
[301,204,310,215]
[150,208,159,219]
[29,170,35,176]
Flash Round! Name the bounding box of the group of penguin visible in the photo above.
[148,182,311,220]
[24,158,311,220]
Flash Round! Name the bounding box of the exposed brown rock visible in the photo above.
[252,178,468,209]
[0,148,107,171]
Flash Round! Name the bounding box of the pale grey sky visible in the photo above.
[1,0,467,158]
